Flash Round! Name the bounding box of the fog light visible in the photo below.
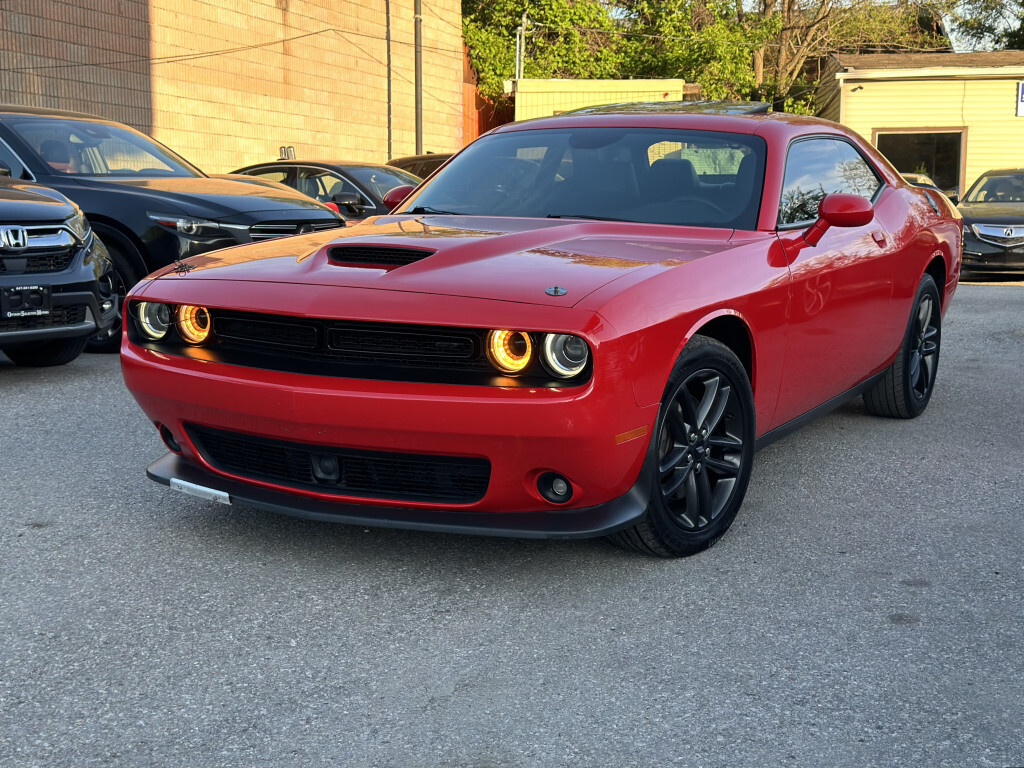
[311,453,340,483]
[158,424,182,453]
[538,472,573,504]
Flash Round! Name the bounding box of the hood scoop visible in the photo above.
[328,244,435,268]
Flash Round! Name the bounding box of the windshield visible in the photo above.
[7,117,203,178]
[345,165,421,198]
[964,172,1024,204]
[400,127,766,229]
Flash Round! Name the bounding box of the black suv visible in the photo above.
[0,176,116,366]
[0,105,345,350]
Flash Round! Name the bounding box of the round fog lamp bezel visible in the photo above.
[136,301,172,340]
[541,333,589,379]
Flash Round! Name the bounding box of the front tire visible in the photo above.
[86,236,140,353]
[863,273,941,419]
[3,335,89,367]
[610,336,756,558]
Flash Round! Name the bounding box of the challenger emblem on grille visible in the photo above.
[0,226,29,251]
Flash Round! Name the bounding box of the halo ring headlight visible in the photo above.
[541,333,589,379]
[136,301,172,340]
[176,304,212,344]
[486,330,533,374]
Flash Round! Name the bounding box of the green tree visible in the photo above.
[463,0,622,101]
[948,0,1024,48]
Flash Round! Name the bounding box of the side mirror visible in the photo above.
[331,192,368,215]
[0,163,11,178]
[946,192,960,205]
[803,193,874,246]
[382,185,415,212]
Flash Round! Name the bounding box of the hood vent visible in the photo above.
[328,245,435,267]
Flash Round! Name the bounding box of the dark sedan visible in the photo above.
[958,169,1024,277]
[0,104,345,350]
[230,161,421,221]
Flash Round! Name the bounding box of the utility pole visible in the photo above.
[515,12,528,80]
[414,0,423,154]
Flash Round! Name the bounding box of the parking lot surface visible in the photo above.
[2,283,1022,767]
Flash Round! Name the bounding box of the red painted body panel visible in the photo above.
[120,108,963,535]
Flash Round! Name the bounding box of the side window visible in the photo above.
[0,138,29,179]
[832,140,882,200]
[779,138,881,226]
[296,168,360,203]
[247,168,288,184]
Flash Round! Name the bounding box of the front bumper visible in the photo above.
[961,233,1024,275]
[147,451,651,539]
[122,342,659,532]
[0,245,118,345]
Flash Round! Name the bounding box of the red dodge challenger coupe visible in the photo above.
[120,103,962,557]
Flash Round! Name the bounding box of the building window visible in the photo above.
[875,131,963,194]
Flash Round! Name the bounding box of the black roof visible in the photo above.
[0,103,110,121]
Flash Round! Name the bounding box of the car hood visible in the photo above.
[0,179,74,221]
[958,203,1024,226]
[66,176,334,218]
[147,215,746,307]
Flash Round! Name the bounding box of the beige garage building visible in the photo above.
[817,52,1024,197]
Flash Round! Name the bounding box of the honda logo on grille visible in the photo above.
[0,226,29,251]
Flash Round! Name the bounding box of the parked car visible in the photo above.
[0,104,345,350]
[958,169,1024,277]
[121,103,962,557]
[0,175,116,366]
[230,160,421,221]
[387,152,454,179]
[901,173,959,202]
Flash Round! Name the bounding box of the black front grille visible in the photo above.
[187,424,490,504]
[249,220,344,241]
[328,245,434,266]
[0,248,75,274]
[210,310,494,374]
[0,305,86,332]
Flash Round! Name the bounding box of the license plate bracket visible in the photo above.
[1,284,52,319]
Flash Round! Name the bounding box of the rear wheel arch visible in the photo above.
[924,253,947,306]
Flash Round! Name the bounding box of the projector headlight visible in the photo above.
[136,302,172,340]
[541,333,590,379]
[486,329,533,374]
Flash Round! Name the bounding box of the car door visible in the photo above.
[770,136,897,428]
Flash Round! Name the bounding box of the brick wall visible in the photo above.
[0,0,464,172]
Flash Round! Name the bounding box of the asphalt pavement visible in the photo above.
[1,282,1022,767]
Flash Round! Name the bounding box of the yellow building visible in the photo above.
[0,0,464,172]
[817,52,1024,196]
[506,79,690,122]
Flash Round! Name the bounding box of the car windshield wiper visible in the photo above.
[548,213,626,222]
[406,205,466,215]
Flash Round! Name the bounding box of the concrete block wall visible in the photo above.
[0,0,464,173]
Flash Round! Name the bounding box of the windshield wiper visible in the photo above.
[406,205,465,215]
[548,213,625,222]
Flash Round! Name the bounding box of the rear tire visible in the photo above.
[610,336,756,558]
[3,335,89,367]
[864,274,941,419]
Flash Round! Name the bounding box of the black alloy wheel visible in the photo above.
[611,335,755,558]
[864,273,941,419]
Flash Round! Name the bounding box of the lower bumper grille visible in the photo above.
[0,247,76,274]
[0,305,86,332]
[186,424,491,504]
